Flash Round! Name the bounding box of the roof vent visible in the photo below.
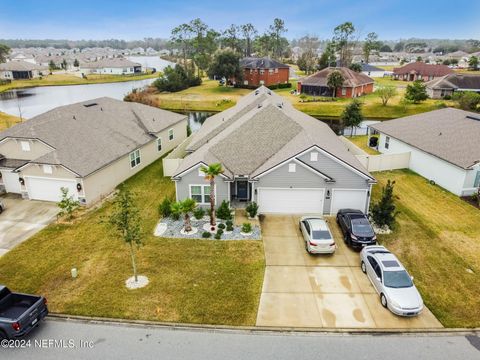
[277,103,283,109]
[73,115,76,120]
[83,102,97,108]
[267,90,272,95]
[254,90,259,95]
[466,115,480,122]
[257,104,262,109]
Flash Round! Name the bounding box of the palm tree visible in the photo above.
[327,70,345,99]
[180,198,197,232]
[200,163,224,226]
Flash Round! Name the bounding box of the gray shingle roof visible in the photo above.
[369,108,480,169]
[0,98,186,177]
[240,57,289,69]
[81,58,141,69]
[360,63,385,72]
[174,87,374,181]
[425,73,480,90]
[0,60,47,71]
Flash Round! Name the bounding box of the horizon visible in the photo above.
[1,0,479,41]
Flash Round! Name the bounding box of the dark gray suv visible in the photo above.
[336,209,376,249]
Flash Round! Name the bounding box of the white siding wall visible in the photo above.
[377,133,468,195]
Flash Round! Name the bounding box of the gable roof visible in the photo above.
[81,57,141,69]
[298,67,374,88]
[369,108,480,169]
[0,98,186,177]
[174,86,374,181]
[425,73,480,90]
[240,57,289,70]
[0,60,47,71]
[393,62,453,77]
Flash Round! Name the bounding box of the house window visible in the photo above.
[385,136,390,149]
[157,137,162,152]
[310,152,318,161]
[341,88,347,96]
[43,165,53,174]
[20,141,30,152]
[288,163,296,172]
[190,185,211,204]
[259,69,265,75]
[168,129,174,141]
[269,69,273,74]
[474,171,480,187]
[130,149,141,168]
[274,68,278,73]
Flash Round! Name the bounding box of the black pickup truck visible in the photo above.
[0,286,48,340]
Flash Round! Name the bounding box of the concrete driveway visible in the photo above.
[0,194,58,256]
[256,215,443,329]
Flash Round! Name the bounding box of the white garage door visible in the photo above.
[330,189,368,215]
[25,177,78,202]
[1,170,21,194]
[257,188,325,214]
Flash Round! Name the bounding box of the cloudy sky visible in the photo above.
[1,0,479,40]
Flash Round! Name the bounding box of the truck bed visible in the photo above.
[0,294,39,320]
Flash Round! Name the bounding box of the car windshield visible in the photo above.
[383,270,413,288]
[311,230,331,240]
[351,217,374,236]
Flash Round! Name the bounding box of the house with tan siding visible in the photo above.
[0,98,187,204]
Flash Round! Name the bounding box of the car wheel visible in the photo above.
[380,294,388,308]
[361,261,367,274]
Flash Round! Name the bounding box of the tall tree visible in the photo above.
[327,70,345,98]
[332,22,356,67]
[170,23,194,66]
[269,18,287,59]
[222,24,242,53]
[0,43,10,63]
[208,49,243,83]
[189,18,218,76]
[199,163,224,226]
[297,35,320,74]
[318,42,337,70]
[468,56,479,70]
[109,190,143,282]
[363,32,381,64]
[241,23,257,57]
[341,99,364,137]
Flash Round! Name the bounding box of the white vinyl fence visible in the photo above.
[162,136,192,176]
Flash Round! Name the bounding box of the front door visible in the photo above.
[237,180,248,200]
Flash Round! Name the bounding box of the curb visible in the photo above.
[47,313,480,336]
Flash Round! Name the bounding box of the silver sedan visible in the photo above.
[299,216,336,254]
[360,245,423,316]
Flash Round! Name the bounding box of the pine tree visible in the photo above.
[371,180,397,229]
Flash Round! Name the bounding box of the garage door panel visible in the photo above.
[258,188,324,214]
[26,177,78,202]
[330,189,367,215]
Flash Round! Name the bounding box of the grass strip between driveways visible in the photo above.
[0,158,265,326]
[372,170,480,328]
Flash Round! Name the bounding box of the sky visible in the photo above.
[1,0,479,41]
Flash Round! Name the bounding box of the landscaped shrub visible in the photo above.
[443,94,452,100]
[159,197,172,218]
[193,207,205,220]
[218,223,226,230]
[202,231,212,238]
[246,202,259,218]
[371,180,397,229]
[241,222,252,233]
[369,136,379,148]
[216,200,232,220]
[170,202,182,221]
[216,229,224,236]
[226,223,234,232]
[214,233,222,240]
[225,220,234,232]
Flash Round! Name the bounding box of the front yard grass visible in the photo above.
[0,158,265,326]
[372,170,480,327]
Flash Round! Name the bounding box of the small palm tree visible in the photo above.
[180,198,197,232]
[200,163,224,226]
[327,70,345,99]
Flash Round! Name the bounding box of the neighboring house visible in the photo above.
[0,98,187,204]
[425,73,480,98]
[393,62,453,81]
[0,60,48,80]
[239,57,290,87]
[80,58,142,75]
[297,67,374,98]
[360,63,386,78]
[172,87,376,215]
[369,108,480,196]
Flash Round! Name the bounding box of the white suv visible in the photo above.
[360,245,423,316]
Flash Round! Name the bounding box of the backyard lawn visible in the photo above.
[372,170,480,328]
[150,79,452,119]
[0,111,21,131]
[0,158,265,326]
[346,135,380,155]
[0,72,159,93]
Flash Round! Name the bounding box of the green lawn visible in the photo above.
[0,111,21,131]
[346,135,380,155]
[0,72,159,93]
[0,158,265,326]
[372,170,480,328]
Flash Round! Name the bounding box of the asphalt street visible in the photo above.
[1,318,479,360]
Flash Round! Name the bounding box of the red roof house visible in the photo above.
[393,62,454,81]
